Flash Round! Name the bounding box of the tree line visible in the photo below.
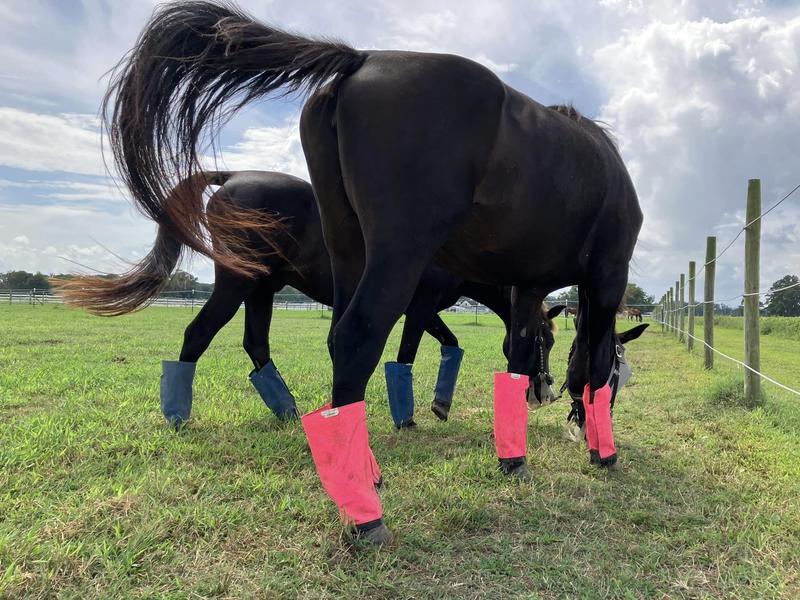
[0,270,213,296]
[2,270,799,316]
[551,277,800,317]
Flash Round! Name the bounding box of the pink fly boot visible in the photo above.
[302,401,391,545]
[494,372,530,480]
[582,383,617,467]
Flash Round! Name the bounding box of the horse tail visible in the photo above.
[103,1,366,275]
[55,171,235,316]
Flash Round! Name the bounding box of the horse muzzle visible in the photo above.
[527,374,558,410]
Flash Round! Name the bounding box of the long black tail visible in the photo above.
[103,0,365,275]
[56,172,234,316]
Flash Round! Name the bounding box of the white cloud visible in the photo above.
[212,117,309,180]
[473,54,519,74]
[595,14,800,300]
[0,108,106,176]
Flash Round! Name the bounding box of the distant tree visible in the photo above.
[556,286,578,305]
[623,282,655,309]
[276,285,312,302]
[194,281,214,293]
[555,282,654,311]
[0,271,51,290]
[163,270,198,298]
[765,274,800,316]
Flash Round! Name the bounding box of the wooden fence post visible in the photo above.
[688,261,696,352]
[667,289,671,334]
[679,274,685,342]
[744,179,761,405]
[704,236,716,369]
[667,288,675,333]
[673,280,679,338]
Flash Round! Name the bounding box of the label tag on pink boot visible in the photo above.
[321,408,340,418]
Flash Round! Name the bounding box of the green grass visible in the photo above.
[716,316,800,342]
[657,315,800,432]
[1,305,799,598]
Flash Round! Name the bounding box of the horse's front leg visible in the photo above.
[494,286,545,480]
[583,274,628,468]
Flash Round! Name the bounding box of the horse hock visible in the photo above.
[160,360,196,428]
[249,360,299,420]
[384,362,416,429]
[494,372,530,480]
[301,401,391,545]
[431,345,464,421]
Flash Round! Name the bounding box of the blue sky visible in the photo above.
[0,0,798,303]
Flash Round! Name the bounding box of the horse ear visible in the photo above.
[547,304,567,320]
[618,323,649,344]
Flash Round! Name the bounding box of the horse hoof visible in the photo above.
[278,408,300,421]
[598,454,619,470]
[431,401,450,421]
[353,521,393,546]
[590,451,618,470]
[498,459,531,481]
[164,416,187,431]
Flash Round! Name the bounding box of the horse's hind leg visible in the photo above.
[424,315,464,422]
[387,285,462,428]
[162,275,253,427]
[243,284,299,420]
[385,290,435,430]
[299,96,388,544]
[242,282,274,371]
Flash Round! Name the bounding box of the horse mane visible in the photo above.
[547,103,619,152]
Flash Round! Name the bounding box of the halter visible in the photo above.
[532,333,554,388]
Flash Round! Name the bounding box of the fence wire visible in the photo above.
[687,182,800,283]
[653,317,800,397]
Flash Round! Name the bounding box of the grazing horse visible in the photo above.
[105,1,642,543]
[627,308,643,322]
[59,170,564,428]
[565,306,579,318]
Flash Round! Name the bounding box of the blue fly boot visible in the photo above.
[431,345,464,421]
[249,360,299,420]
[160,360,196,428]
[385,361,416,429]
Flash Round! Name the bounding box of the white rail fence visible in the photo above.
[0,288,496,314]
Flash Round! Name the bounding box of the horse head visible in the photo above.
[564,322,649,441]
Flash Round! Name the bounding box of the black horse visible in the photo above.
[104,2,642,543]
[60,170,564,428]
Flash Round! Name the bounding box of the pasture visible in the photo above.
[1,305,799,598]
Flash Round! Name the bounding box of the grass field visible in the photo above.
[1,305,799,598]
